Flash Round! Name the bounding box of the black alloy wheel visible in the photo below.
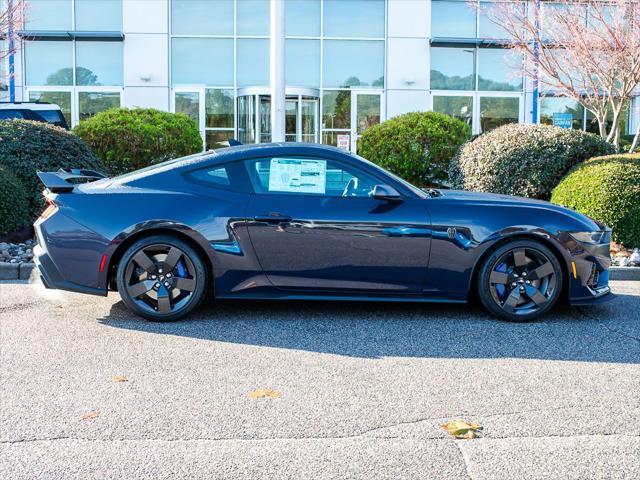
[478,239,563,322]
[116,235,207,321]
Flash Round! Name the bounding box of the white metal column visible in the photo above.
[270,0,286,142]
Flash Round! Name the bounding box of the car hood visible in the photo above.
[433,189,605,230]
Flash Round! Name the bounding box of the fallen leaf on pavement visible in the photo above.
[441,420,482,439]
[112,375,128,382]
[81,411,100,420]
[248,389,282,399]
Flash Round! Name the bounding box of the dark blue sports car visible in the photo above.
[34,143,612,322]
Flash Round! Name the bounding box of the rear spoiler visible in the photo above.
[37,169,107,193]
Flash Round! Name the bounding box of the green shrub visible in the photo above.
[0,166,31,237]
[551,154,640,247]
[0,120,104,220]
[74,108,203,175]
[357,111,471,186]
[449,124,615,200]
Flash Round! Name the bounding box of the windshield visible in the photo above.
[351,153,428,199]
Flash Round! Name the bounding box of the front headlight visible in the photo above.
[569,231,607,244]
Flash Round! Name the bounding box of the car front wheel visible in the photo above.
[477,239,563,322]
[116,235,207,321]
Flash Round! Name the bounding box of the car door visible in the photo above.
[244,155,432,293]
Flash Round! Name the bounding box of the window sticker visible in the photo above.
[268,158,327,194]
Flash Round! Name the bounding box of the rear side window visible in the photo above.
[185,161,251,193]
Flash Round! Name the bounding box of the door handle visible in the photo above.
[254,213,292,223]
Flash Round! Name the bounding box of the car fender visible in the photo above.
[102,219,221,290]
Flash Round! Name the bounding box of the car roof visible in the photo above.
[208,142,351,163]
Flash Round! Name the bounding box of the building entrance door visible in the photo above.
[237,87,319,144]
[350,91,383,153]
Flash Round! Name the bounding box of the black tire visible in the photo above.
[477,239,563,322]
[116,234,208,321]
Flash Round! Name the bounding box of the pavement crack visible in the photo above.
[2,432,639,446]
[353,403,621,437]
[577,306,640,343]
[455,441,475,480]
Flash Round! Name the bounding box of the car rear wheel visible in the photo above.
[477,239,563,322]
[116,235,207,321]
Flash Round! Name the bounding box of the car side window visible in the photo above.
[245,156,381,197]
[186,161,251,193]
[0,110,25,120]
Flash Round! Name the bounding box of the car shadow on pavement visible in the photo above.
[99,294,639,363]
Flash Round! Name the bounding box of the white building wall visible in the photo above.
[122,0,169,110]
[385,0,430,118]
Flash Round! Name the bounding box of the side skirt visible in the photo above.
[216,292,467,304]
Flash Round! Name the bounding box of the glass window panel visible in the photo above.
[172,38,234,86]
[78,91,120,122]
[28,90,72,126]
[431,0,476,38]
[175,92,200,125]
[323,40,384,88]
[356,94,380,134]
[540,97,584,130]
[25,0,71,30]
[237,95,255,144]
[24,41,73,86]
[75,41,122,86]
[478,49,522,91]
[479,97,519,133]
[206,130,235,150]
[259,95,271,142]
[171,0,233,35]
[205,89,234,128]
[433,95,473,127]
[75,0,122,31]
[479,1,523,39]
[323,0,385,38]
[286,39,320,88]
[285,0,320,37]
[301,97,317,142]
[237,39,270,86]
[237,0,270,36]
[586,104,629,136]
[430,47,475,91]
[285,98,298,141]
[322,90,351,129]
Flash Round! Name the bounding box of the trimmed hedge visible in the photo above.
[357,111,471,186]
[449,124,615,200]
[551,154,640,247]
[0,166,30,237]
[0,120,104,220]
[74,108,203,175]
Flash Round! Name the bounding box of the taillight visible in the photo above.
[40,199,58,220]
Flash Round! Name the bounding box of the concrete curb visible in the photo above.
[0,262,35,281]
[610,266,640,281]
[1,262,638,282]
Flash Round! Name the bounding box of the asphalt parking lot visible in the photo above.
[0,279,639,479]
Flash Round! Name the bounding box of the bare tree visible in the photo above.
[480,0,640,150]
[0,0,26,89]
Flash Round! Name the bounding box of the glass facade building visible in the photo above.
[7,0,637,150]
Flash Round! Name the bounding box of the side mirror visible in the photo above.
[372,184,402,202]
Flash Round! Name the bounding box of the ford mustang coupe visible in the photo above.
[34,143,611,322]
